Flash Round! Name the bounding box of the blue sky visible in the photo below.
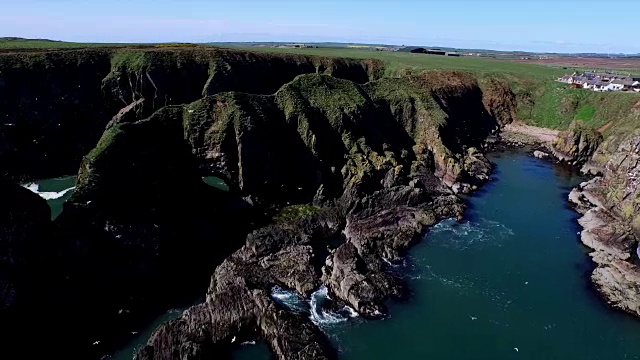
[2,0,639,53]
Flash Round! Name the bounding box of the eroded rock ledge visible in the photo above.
[60,71,499,359]
[569,131,640,317]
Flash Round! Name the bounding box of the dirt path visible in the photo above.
[503,122,559,144]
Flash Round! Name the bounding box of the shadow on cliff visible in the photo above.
[0,47,383,182]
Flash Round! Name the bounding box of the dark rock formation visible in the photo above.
[114,72,499,359]
[0,47,383,181]
[552,120,603,166]
[0,179,52,357]
[0,179,50,311]
[45,106,261,357]
[0,50,511,359]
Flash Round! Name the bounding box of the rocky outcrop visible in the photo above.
[569,133,640,316]
[1,50,509,358]
[0,47,382,181]
[135,186,467,360]
[43,106,261,358]
[123,71,499,359]
[480,77,518,127]
[552,121,603,166]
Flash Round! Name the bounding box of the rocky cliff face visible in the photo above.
[0,47,383,181]
[568,129,640,317]
[59,71,503,360]
[551,120,603,166]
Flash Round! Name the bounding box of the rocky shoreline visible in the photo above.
[506,120,640,319]
[134,146,491,360]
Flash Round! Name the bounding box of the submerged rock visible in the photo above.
[533,150,549,159]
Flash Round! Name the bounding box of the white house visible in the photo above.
[593,82,609,92]
[606,80,625,91]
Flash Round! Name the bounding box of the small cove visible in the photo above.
[22,175,76,219]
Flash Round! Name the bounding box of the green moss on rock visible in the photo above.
[273,204,322,224]
[552,120,603,165]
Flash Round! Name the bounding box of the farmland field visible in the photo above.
[1,39,637,132]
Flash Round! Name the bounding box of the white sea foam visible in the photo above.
[309,286,348,325]
[426,218,514,250]
[270,286,309,313]
[270,285,351,326]
[342,305,359,318]
[23,183,75,200]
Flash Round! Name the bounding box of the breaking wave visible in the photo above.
[270,285,357,327]
[309,286,349,325]
[23,183,75,200]
[271,285,309,313]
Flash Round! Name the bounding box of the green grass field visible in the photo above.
[240,46,566,79]
[238,46,640,131]
[0,37,129,49]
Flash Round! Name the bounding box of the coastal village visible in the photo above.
[558,72,640,92]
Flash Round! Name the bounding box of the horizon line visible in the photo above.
[3,36,640,56]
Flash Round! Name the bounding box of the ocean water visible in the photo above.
[238,150,640,359]
[22,175,76,219]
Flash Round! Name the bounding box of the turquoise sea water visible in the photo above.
[323,151,640,360]
[22,175,76,219]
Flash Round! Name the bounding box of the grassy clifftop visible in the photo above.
[0,46,383,180]
[245,47,640,136]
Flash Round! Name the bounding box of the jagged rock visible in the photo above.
[578,209,635,261]
[591,252,640,317]
[106,97,145,128]
[135,258,336,360]
[570,137,640,318]
[0,59,506,358]
[533,150,549,159]
[552,121,603,165]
